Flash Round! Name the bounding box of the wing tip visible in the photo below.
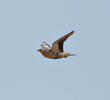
[68,30,75,36]
[71,30,75,34]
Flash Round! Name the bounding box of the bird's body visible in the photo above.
[38,31,75,59]
[39,49,56,59]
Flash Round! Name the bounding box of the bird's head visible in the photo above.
[37,49,44,53]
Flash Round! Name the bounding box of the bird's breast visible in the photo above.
[41,50,55,59]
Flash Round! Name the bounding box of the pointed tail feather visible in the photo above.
[70,54,76,56]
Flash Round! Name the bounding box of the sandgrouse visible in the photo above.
[37,31,75,59]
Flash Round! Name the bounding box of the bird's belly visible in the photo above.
[42,52,56,59]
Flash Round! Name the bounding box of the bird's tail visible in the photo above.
[59,52,75,58]
[70,54,76,56]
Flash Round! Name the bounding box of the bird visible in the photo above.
[37,30,75,59]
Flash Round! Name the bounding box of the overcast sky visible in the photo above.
[0,0,110,100]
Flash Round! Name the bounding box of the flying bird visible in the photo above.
[37,30,75,59]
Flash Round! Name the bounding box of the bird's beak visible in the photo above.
[37,49,41,52]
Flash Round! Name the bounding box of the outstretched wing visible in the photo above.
[51,30,75,53]
[41,42,51,50]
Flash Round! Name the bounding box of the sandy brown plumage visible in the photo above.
[37,30,75,59]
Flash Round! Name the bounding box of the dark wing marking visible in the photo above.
[51,30,75,53]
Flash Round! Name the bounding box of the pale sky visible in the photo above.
[0,0,110,100]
